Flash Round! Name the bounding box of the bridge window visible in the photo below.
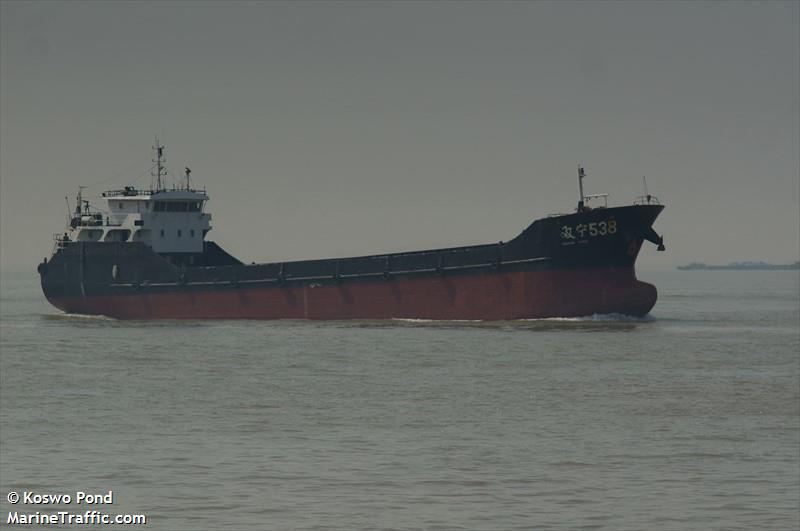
[153,201,200,212]
[160,229,164,237]
[190,229,195,237]
[177,229,182,237]
[169,202,195,212]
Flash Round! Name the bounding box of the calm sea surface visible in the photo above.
[1,268,798,530]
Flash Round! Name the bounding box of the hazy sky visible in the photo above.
[1,1,798,271]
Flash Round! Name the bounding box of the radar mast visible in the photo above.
[152,137,167,191]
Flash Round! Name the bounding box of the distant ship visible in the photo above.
[678,261,799,271]
[38,141,666,320]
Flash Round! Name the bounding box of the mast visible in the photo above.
[75,186,88,215]
[153,136,167,191]
[577,165,586,211]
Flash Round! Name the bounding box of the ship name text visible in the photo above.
[560,219,617,243]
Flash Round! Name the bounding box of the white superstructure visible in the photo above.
[65,141,212,253]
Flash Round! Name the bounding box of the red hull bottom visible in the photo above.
[47,267,657,320]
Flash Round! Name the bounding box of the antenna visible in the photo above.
[642,175,651,203]
[184,167,192,191]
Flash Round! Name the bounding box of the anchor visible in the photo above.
[643,227,666,252]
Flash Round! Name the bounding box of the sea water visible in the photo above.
[1,268,797,530]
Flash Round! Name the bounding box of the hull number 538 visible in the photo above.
[561,219,617,240]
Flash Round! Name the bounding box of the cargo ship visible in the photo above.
[38,141,665,320]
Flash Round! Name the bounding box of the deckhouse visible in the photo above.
[65,141,211,254]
